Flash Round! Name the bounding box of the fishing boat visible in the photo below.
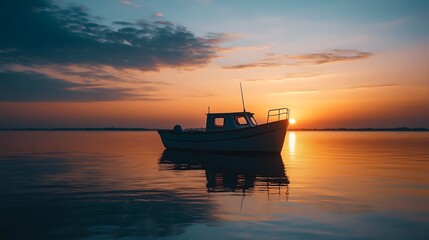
[157,85,291,153]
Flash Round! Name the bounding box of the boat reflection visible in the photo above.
[159,150,290,195]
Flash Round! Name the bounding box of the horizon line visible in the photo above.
[0,127,428,132]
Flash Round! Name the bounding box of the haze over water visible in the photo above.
[1,131,428,240]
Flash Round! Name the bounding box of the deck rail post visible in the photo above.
[267,107,290,123]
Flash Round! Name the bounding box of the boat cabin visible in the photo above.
[206,112,258,132]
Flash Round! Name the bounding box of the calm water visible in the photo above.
[1,131,428,240]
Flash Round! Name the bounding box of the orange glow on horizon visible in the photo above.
[0,45,428,129]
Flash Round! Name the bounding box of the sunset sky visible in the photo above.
[1,0,428,128]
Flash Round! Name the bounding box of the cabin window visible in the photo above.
[214,117,224,127]
[250,116,258,125]
[235,115,248,125]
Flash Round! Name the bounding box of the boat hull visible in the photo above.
[158,120,288,153]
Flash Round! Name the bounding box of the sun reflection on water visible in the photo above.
[288,132,296,159]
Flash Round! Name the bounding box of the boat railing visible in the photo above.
[267,108,290,123]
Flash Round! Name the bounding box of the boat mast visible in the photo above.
[240,82,246,112]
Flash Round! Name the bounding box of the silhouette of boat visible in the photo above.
[158,84,291,153]
[158,107,290,153]
[159,149,289,193]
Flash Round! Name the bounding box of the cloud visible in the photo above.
[121,0,141,8]
[223,62,286,69]
[0,71,163,102]
[222,53,293,69]
[269,84,395,95]
[0,0,222,70]
[244,72,324,82]
[341,84,395,90]
[5,62,166,87]
[154,12,164,18]
[0,0,231,102]
[217,44,269,53]
[223,49,372,69]
[288,49,372,65]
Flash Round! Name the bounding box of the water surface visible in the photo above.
[1,131,428,239]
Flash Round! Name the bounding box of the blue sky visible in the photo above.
[70,0,429,45]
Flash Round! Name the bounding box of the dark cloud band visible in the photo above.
[0,0,225,102]
[0,71,161,101]
[0,0,219,70]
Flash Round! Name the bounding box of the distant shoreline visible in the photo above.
[0,127,427,131]
[289,127,428,131]
[0,128,155,131]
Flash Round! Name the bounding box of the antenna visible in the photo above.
[240,82,246,112]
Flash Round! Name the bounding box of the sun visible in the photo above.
[289,118,296,125]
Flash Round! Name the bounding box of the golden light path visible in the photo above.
[288,132,296,159]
